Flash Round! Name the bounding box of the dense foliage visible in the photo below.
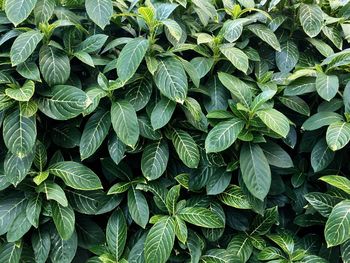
[0,0,350,262]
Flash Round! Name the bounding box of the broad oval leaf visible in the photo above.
[276,41,299,73]
[5,80,35,102]
[220,46,249,74]
[85,0,113,29]
[154,57,188,104]
[51,202,75,240]
[256,109,290,138]
[111,100,140,148]
[106,209,127,260]
[315,73,339,101]
[205,118,245,153]
[326,122,350,151]
[178,207,225,228]
[128,187,149,228]
[10,30,43,66]
[49,161,103,190]
[172,129,200,168]
[5,0,37,26]
[151,97,176,130]
[247,24,281,51]
[240,143,271,200]
[299,4,324,38]
[117,38,149,82]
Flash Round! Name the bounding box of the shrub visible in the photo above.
[0,0,350,262]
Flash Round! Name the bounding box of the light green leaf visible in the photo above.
[299,4,324,38]
[326,122,350,151]
[163,19,182,41]
[38,85,89,120]
[154,57,188,103]
[205,118,245,153]
[3,109,36,157]
[10,30,43,66]
[151,97,176,130]
[49,161,103,190]
[319,175,350,195]
[227,234,253,262]
[325,200,350,247]
[76,34,108,53]
[316,73,339,101]
[111,100,139,147]
[85,0,113,29]
[172,129,200,168]
[51,202,75,240]
[341,239,350,263]
[117,38,149,83]
[37,182,68,207]
[128,186,149,228]
[39,45,70,86]
[218,185,251,209]
[178,207,224,228]
[240,143,271,200]
[220,46,249,74]
[80,110,111,160]
[276,41,299,73]
[5,80,35,101]
[222,18,249,43]
[250,90,277,113]
[247,24,281,51]
[141,139,169,180]
[5,0,37,26]
[256,109,290,138]
[145,217,175,263]
[308,38,334,57]
[106,209,127,260]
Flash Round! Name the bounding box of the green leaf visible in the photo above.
[302,112,343,130]
[32,229,51,263]
[111,100,139,147]
[319,175,350,195]
[220,46,249,74]
[151,97,176,130]
[38,85,89,120]
[222,18,248,43]
[37,181,68,207]
[10,30,43,66]
[276,41,299,73]
[240,142,271,200]
[128,186,149,228]
[26,194,42,228]
[251,206,279,235]
[250,90,277,113]
[311,139,334,172]
[304,192,342,217]
[5,80,35,101]
[0,193,27,235]
[16,61,41,82]
[227,234,253,262]
[125,74,153,111]
[172,129,200,168]
[258,247,285,260]
[34,0,56,24]
[205,118,245,153]
[154,57,188,103]
[117,38,149,83]
[138,115,162,140]
[74,51,95,67]
[7,211,32,242]
[218,72,253,108]
[163,19,182,41]
[141,139,169,180]
[325,200,350,247]
[174,216,188,244]
[39,45,70,86]
[308,38,334,57]
[76,34,108,53]
[51,202,75,240]
[108,133,126,165]
[106,209,127,260]
[299,4,324,38]
[145,217,175,263]
[261,141,293,168]
[178,207,224,228]
[190,57,214,79]
[315,73,339,101]
[218,185,251,209]
[5,0,37,26]
[256,109,290,138]
[50,229,77,263]
[341,239,350,263]
[3,109,36,157]
[278,96,310,116]
[4,151,34,186]
[80,110,111,160]
[0,242,22,263]
[49,161,103,190]
[166,185,181,215]
[326,122,350,151]
[247,24,281,51]
[85,0,113,29]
